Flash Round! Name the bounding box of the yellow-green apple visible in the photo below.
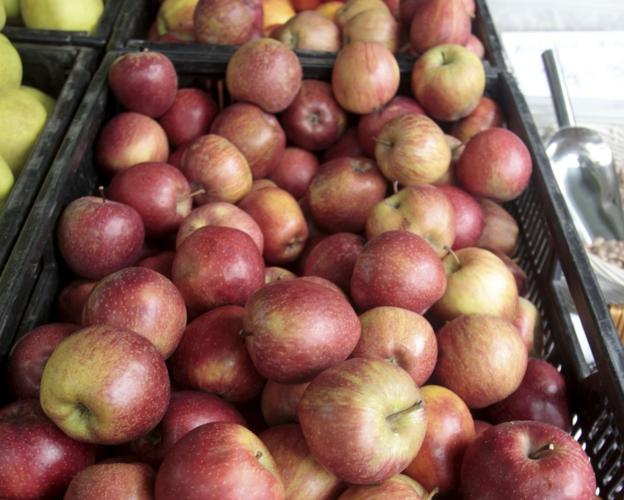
[460,421,596,500]
[350,230,447,314]
[265,266,297,284]
[375,113,451,185]
[438,185,484,250]
[226,38,302,114]
[172,226,265,311]
[2,0,19,23]
[0,153,14,207]
[261,381,310,425]
[342,9,399,52]
[457,128,533,202]
[0,36,21,89]
[138,250,175,278]
[366,185,456,256]
[82,267,187,358]
[64,462,155,500]
[405,385,475,492]
[434,314,528,408]
[155,422,285,499]
[332,41,399,114]
[56,279,96,323]
[130,391,246,464]
[275,11,341,52]
[450,96,504,144]
[0,399,95,499]
[20,0,103,32]
[159,88,218,147]
[357,96,424,157]
[263,0,295,29]
[339,474,432,499]
[280,79,347,151]
[351,306,436,386]
[194,0,262,45]
[260,424,344,499]
[303,232,364,292]
[176,202,263,252]
[210,102,286,179]
[322,127,366,161]
[239,186,309,263]
[411,44,485,122]
[465,33,485,59]
[298,358,426,484]
[335,0,390,28]
[108,162,192,237]
[270,147,319,199]
[243,277,360,382]
[308,157,387,233]
[316,1,344,21]
[477,199,519,255]
[156,0,199,41]
[40,325,170,444]
[170,306,265,402]
[474,420,492,437]
[409,0,470,54]
[484,358,571,431]
[513,297,543,355]
[432,247,519,321]
[7,323,79,399]
[57,196,145,280]
[96,112,169,175]
[108,52,178,118]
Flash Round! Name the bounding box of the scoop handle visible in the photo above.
[542,49,576,128]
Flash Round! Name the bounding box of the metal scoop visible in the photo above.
[542,49,624,244]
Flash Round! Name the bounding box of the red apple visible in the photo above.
[261,381,310,426]
[168,142,190,168]
[438,185,484,250]
[263,266,295,284]
[474,420,492,437]
[451,96,504,144]
[322,127,366,161]
[409,0,471,54]
[275,11,341,52]
[400,0,427,25]
[194,0,263,45]
[465,33,485,59]
[159,88,218,147]
[270,147,319,199]
[339,474,430,499]
[342,9,399,52]
[513,297,543,355]
[137,250,175,278]
[64,462,155,500]
[293,0,321,10]
[477,199,519,255]
[56,280,97,324]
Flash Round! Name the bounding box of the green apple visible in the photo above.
[0,35,22,89]
[20,86,56,117]
[0,2,6,29]
[0,154,15,209]
[20,0,104,33]
[2,0,20,22]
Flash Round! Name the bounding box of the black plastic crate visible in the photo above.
[2,0,123,48]
[1,49,623,497]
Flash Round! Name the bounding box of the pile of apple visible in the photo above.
[0,38,599,500]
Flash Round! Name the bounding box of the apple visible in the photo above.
[298,358,426,484]
[292,0,322,10]
[7,323,79,400]
[261,381,310,425]
[339,474,431,499]
[434,314,528,409]
[263,0,296,28]
[130,391,246,464]
[465,33,485,59]
[335,0,390,28]
[411,44,485,122]
[460,421,596,500]
[316,1,344,21]
[351,230,447,314]
[57,195,145,280]
[172,226,265,311]
[155,422,285,499]
[176,202,264,253]
[342,9,399,52]
[494,250,527,296]
[210,102,286,179]
[64,462,155,500]
[474,420,492,437]
[156,0,199,42]
[138,250,176,278]
[159,88,218,147]
[375,113,451,186]
[251,178,279,191]
[477,198,519,255]
[438,185,484,250]
[194,0,263,45]
[409,0,471,54]
[450,96,504,144]
[226,38,302,114]
[0,399,95,499]
[400,0,427,25]
[270,147,319,199]
[168,142,189,168]
[280,79,347,151]
[96,112,169,175]
[513,297,543,355]
[405,385,475,492]
[260,424,344,499]
[351,306,436,386]
[275,11,341,53]
[366,185,456,256]
[322,127,366,161]
[332,41,400,114]
[107,52,177,118]
[457,128,533,202]
[432,247,519,321]
[56,279,97,324]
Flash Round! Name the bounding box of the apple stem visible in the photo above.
[238,329,253,338]
[386,400,424,425]
[181,188,206,201]
[98,185,106,203]
[392,180,399,193]
[529,442,555,460]
[425,487,439,500]
[255,450,263,460]
[444,246,461,266]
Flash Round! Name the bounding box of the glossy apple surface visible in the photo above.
[64,462,155,500]
[270,147,319,199]
[159,88,218,146]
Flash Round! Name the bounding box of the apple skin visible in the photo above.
[332,41,400,114]
[477,199,519,255]
[474,420,492,437]
[434,314,528,409]
[130,391,246,464]
[265,266,297,284]
[64,462,155,500]
[450,96,504,144]
[57,196,145,280]
[170,305,266,402]
[342,8,399,53]
[159,88,218,147]
[411,44,485,122]
[243,277,360,383]
[512,297,543,355]
[56,280,97,324]
[375,113,451,186]
[108,162,192,237]
[210,102,286,179]
[298,358,426,484]
[322,127,367,162]
[308,157,387,234]
[339,474,430,499]
[96,112,169,175]
[280,79,347,152]
[409,0,471,54]
[404,385,475,493]
[335,0,391,28]
[260,424,344,500]
[357,96,425,158]
[438,185,484,250]
[155,422,285,500]
[156,0,199,42]
[351,230,447,314]
[138,250,176,279]
[351,306,436,386]
[227,38,302,114]
[7,323,80,400]
[194,0,263,45]
[460,421,596,500]
[270,147,320,199]
[168,142,189,168]
[400,0,428,25]
[0,399,96,499]
[108,52,178,118]
[261,381,310,425]
[275,10,341,53]
[484,358,571,431]
[172,226,265,311]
